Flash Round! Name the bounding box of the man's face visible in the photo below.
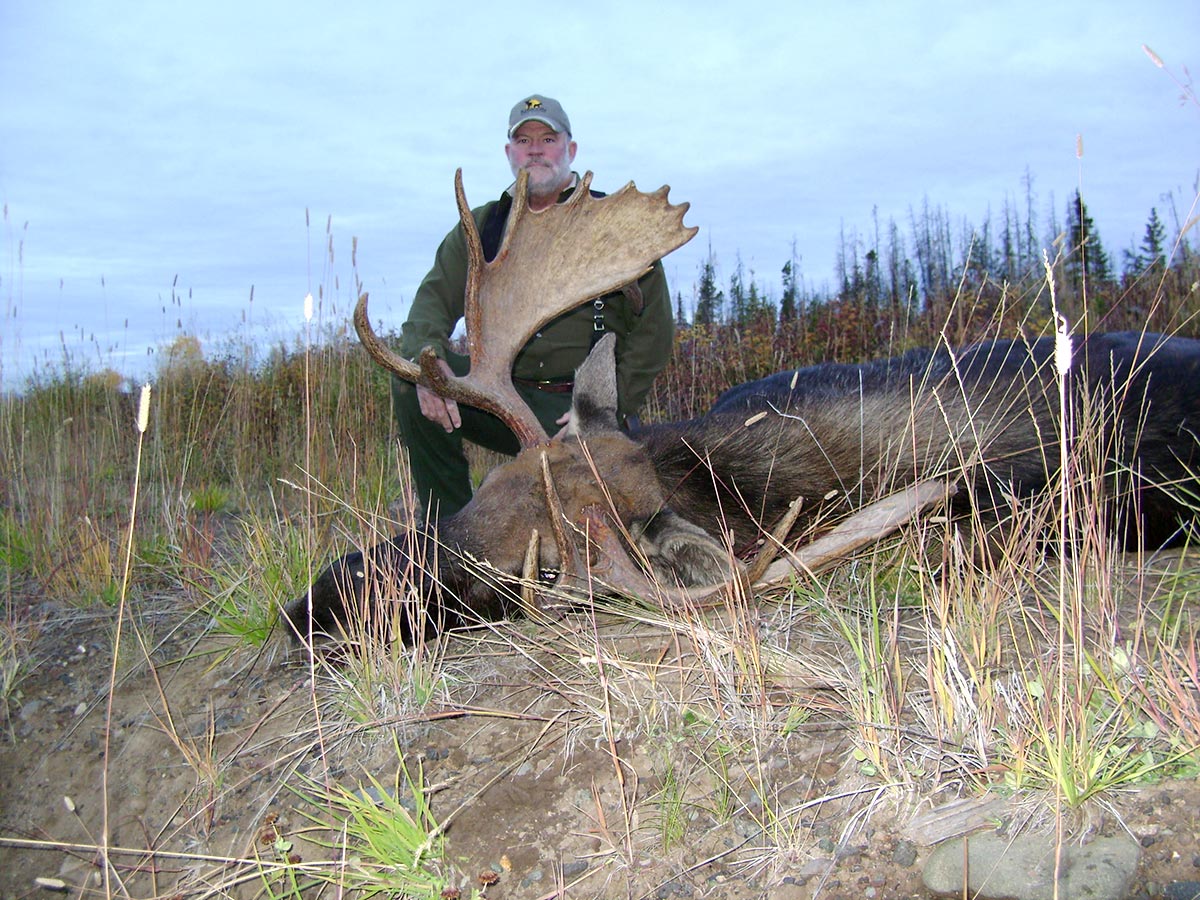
[505,120,577,199]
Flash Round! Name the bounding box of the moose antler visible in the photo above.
[355,168,697,446]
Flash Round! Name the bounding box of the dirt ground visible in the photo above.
[2,573,1200,900]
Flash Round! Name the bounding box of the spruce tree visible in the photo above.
[780,259,797,323]
[1122,207,1167,278]
[1065,189,1111,290]
[694,247,723,327]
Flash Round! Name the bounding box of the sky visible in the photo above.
[1,0,1197,389]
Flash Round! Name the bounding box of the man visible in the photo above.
[393,94,675,519]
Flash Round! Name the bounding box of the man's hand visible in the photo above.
[416,358,462,432]
[551,410,571,440]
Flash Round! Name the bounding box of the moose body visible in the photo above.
[649,330,1200,549]
[286,329,1200,644]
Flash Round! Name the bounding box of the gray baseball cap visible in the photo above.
[508,94,572,137]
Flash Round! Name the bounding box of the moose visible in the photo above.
[284,170,1200,644]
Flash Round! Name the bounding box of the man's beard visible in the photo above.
[513,158,571,199]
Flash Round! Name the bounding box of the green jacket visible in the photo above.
[399,178,675,420]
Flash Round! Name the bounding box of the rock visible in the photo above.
[732,817,760,839]
[891,839,919,868]
[19,699,44,720]
[834,842,865,861]
[921,832,1140,900]
[1163,882,1200,900]
[797,856,832,882]
[561,859,588,879]
[654,878,692,898]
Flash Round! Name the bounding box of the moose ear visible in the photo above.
[567,333,621,437]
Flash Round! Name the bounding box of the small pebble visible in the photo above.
[562,860,588,878]
[19,699,44,720]
[891,839,918,868]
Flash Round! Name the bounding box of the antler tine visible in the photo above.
[456,167,485,347]
[560,170,595,208]
[464,168,530,364]
[354,292,461,392]
[354,292,420,384]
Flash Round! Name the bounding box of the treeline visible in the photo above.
[683,180,1197,343]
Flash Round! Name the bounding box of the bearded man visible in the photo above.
[392,93,676,519]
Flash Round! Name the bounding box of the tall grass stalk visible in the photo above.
[297,286,336,819]
[101,382,151,898]
[1050,274,1077,883]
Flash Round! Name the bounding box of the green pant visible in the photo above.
[391,350,572,519]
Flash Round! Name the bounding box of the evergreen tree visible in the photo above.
[864,248,882,308]
[745,271,775,324]
[1142,207,1167,268]
[910,198,955,308]
[728,256,746,325]
[1122,207,1168,279]
[885,219,909,311]
[780,259,797,323]
[1022,167,1038,273]
[835,222,862,302]
[1065,189,1112,289]
[1000,197,1019,283]
[694,246,723,326]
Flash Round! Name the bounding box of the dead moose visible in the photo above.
[284,170,1200,644]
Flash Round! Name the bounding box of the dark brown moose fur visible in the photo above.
[285,330,1200,643]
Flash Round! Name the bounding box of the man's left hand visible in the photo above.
[552,410,571,439]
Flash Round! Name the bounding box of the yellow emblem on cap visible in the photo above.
[524,98,542,110]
